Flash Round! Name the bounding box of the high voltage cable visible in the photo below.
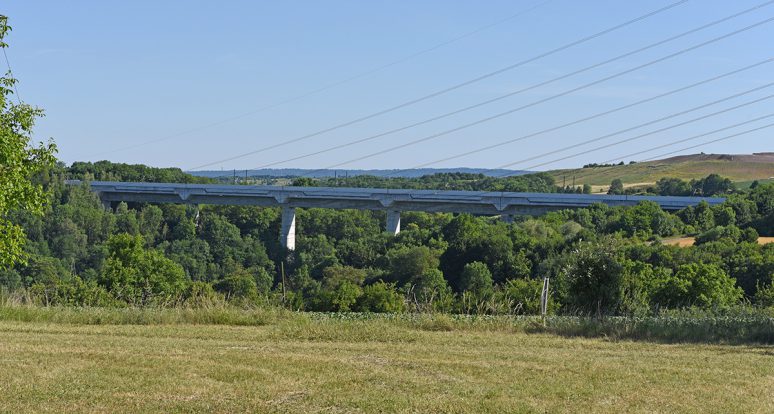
[392,58,773,173]
[0,16,22,104]
[187,0,689,170]
[434,86,774,186]
[85,1,555,160]
[570,119,774,184]
[304,16,774,175]
[2,48,20,104]
[598,115,774,165]
[501,94,774,172]
[641,121,774,161]
[493,84,774,170]
[244,1,773,171]
[578,119,774,182]
[470,114,774,198]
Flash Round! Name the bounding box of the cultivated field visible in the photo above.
[0,315,772,413]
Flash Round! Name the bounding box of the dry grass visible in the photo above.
[1,317,773,413]
[548,154,774,187]
[660,237,774,247]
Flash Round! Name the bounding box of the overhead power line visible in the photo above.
[0,16,22,104]
[188,0,689,170]
[494,84,774,170]
[518,119,774,187]
[245,1,773,171]
[404,59,773,170]
[308,16,774,173]
[641,121,774,161]
[502,94,774,172]
[85,0,555,160]
[599,115,774,164]
[579,118,774,182]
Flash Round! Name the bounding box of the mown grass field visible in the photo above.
[0,310,772,413]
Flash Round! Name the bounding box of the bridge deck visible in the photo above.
[68,180,725,215]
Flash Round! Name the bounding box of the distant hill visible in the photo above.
[547,153,774,191]
[188,167,528,179]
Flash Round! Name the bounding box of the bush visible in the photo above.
[695,225,741,245]
[99,234,187,306]
[183,281,223,307]
[562,238,626,315]
[458,262,494,301]
[742,227,759,243]
[214,267,259,301]
[754,282,774,308]
[355,281,405,313]
[496,278,547,315]
[649,263,742,309]
[29,276,117,307]
[408,269,454,313]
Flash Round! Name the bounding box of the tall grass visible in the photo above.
[1,292,772,343]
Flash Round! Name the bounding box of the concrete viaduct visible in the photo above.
[69,180,725,250]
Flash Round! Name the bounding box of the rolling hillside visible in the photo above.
[548,153,774,190]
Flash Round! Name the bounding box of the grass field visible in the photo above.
[548,153,774,190]
[1,313,773,413]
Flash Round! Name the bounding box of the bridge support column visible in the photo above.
[386,210,400,235]
[501,214,514,223]
[101,199,112,212]
[280,206,296,250]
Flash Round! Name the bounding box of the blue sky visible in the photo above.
[3,0,773,171]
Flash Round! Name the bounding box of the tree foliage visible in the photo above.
[2,155,773,315]
[0,17,57,267]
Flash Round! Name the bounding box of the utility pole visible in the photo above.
[540,277,550,324]
[281,261,287,305]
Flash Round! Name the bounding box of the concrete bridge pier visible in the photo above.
[501,214,514,224]
[280,206,296,250]
[386,210,401,235]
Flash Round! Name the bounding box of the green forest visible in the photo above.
[2,160,773,316]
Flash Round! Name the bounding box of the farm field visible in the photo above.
[548,153,774,189]
[0,317,772,413]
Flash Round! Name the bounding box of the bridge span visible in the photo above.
[69,180,725,250]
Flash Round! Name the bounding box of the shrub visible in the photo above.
[355,281,405,313]
[561,238,625,315]
[695,225,741,245]
[649,263,742,309]
[183,281,223,307]
[754,282,774,308]
[458,262,494,301]
[408,269,454,313]
[214,267,259,300]
[99,234,187,306]
[497,278,547,315]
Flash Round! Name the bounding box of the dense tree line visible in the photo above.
[293,172,559,193]
[68,161,214,184]
[1,161,773,315]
